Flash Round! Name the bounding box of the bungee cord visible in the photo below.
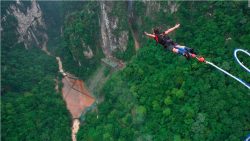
[204,48,250,90]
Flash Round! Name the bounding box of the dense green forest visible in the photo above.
[1,46,72,140]
[77,1,250,141]
[57,2,103,80]
[1,1,250,141]
[55,1,136,80]
[1,2,71,141]
[39,1,97,80]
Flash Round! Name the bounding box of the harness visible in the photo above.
[154,34,176,48]
[154,36,159,44]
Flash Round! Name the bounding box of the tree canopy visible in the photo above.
[77,1,250,140]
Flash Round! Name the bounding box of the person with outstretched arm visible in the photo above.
[144,23,198,60]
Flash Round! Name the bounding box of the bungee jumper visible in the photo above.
[144,24,250,89]
[144,23,205,62]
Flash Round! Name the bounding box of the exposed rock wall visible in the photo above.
[100,1,129,57]
[7,0,49,53]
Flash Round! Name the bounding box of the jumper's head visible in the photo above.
[153,28,160,35]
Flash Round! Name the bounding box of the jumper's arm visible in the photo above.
[144,32,156,38]
[164,24,180,35]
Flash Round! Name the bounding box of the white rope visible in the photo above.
[245,136,250,141]
[234,49,250,73]
[205,49,250,90]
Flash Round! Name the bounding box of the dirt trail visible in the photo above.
[56,57,95,141]
[62,77,94,118]
[72,119,80,141]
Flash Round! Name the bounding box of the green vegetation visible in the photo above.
[2,78,71,141]
[114,31,136,61]
[78,44,249,141]
[1,45,71,140]
[112,2,136,61]
[1,2,71,141]
[109,2,128,34]
[2,1,250,141]
[56,2,104,80]
[77,1,250,140]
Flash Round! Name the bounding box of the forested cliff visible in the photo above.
[1,1,250,141]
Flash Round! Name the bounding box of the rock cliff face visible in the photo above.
[2,1,180,141]
[7,0,49,54]
[3,1,178,57]
[100,1,129,57]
